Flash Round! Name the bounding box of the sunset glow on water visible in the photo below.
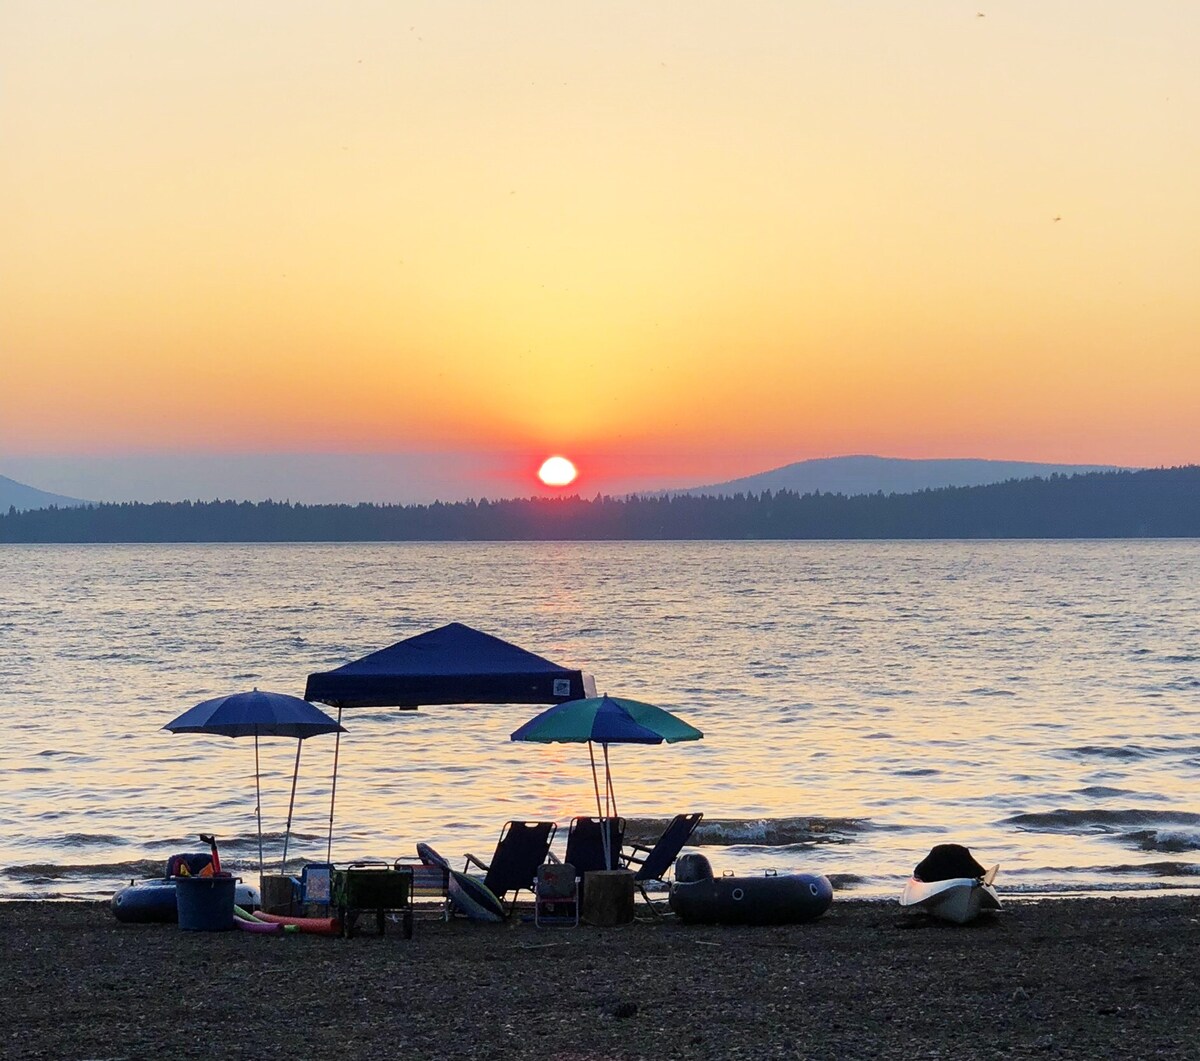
[1,540,1197,901]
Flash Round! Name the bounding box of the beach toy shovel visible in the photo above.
[200,833,222,875]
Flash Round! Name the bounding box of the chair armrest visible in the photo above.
[463,853,490,873]
[621,842,651,868]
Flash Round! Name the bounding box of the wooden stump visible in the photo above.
[582,870,635,926]
[259,874,294,915]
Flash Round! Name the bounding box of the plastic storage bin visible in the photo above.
[175,873,236,931]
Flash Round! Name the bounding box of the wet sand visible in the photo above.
[3,896,1199,1059]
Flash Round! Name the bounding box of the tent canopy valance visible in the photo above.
[304,622,595,709]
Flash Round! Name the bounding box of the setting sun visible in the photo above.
[537,456,578,487]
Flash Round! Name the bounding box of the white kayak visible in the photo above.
[900,864,1000,924]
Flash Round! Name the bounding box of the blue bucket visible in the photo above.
[175,873,236,931]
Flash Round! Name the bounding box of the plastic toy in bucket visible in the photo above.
[176,872,236,931]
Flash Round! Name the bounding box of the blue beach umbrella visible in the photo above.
[164,689,345,877]
[511,695,703,865]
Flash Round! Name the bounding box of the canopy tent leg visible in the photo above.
[254,732,264,878]
[326,706,344,864]
[280,738,303,874]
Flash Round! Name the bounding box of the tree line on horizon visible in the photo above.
[0,467,1196,543]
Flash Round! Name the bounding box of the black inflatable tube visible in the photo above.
[669,872,833,925]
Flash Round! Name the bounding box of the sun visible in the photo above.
[537,455,578,487]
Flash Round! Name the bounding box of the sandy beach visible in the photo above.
[3,895,1199,1060]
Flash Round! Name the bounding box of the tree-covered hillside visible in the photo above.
[1,467,1196,542]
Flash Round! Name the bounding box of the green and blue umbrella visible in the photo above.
[511,695,702,863]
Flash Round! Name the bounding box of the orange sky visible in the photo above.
[2,2,1198,499]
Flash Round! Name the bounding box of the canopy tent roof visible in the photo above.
[304,622,595,709]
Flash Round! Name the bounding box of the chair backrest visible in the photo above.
[630,813,704,882]
[564,816,626,874]
[535,862,577,900]
[484,820,557,897]
[300,862,334,906]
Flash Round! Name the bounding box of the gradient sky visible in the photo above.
[3,2,1198,502]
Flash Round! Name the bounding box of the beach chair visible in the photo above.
[392,859,451,922]
[297,862,335,914]
[463,820,557,914]
[534,862,580,927]
[563,816,626,875]
[621,812,703,912]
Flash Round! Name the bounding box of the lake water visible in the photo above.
[1,540,1198,903]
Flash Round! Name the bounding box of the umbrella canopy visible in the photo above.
[511,695,702,746]
[166,689,347,739]
[164,690,344,877]
[511,695,702,866]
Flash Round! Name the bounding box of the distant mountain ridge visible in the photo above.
[0,474,87,512]
[679,455,1129,498]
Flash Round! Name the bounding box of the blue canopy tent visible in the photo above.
[305,622,592,708]
[304,622,596,858]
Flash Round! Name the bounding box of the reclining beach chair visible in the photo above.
[621,812,703,912]
[463,820,557,914]
[563,816,626,875]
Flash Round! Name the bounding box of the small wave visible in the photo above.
[996,881,1190,895]
[827,873,866,890]
[355,711,411,724]
[1002,809,1200,833]
[896,768,940,777]
[1100,860,1200,877]
[681,816,875,847]
[46,833,128,847]
[1058,745,1155,761]
[1126,828,1200,853]
[1073,786,1138,798]
[1163,655,1198,664]
[128,832,300,853]
[2,858,164,881]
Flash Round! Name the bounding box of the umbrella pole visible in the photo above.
[588,741,604,819]
[326,706,343,864]
[603,742,616,869]
[280,738,302,874]
[604,743,618,820]
[254,733,264,879]
[588,741,611,867]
